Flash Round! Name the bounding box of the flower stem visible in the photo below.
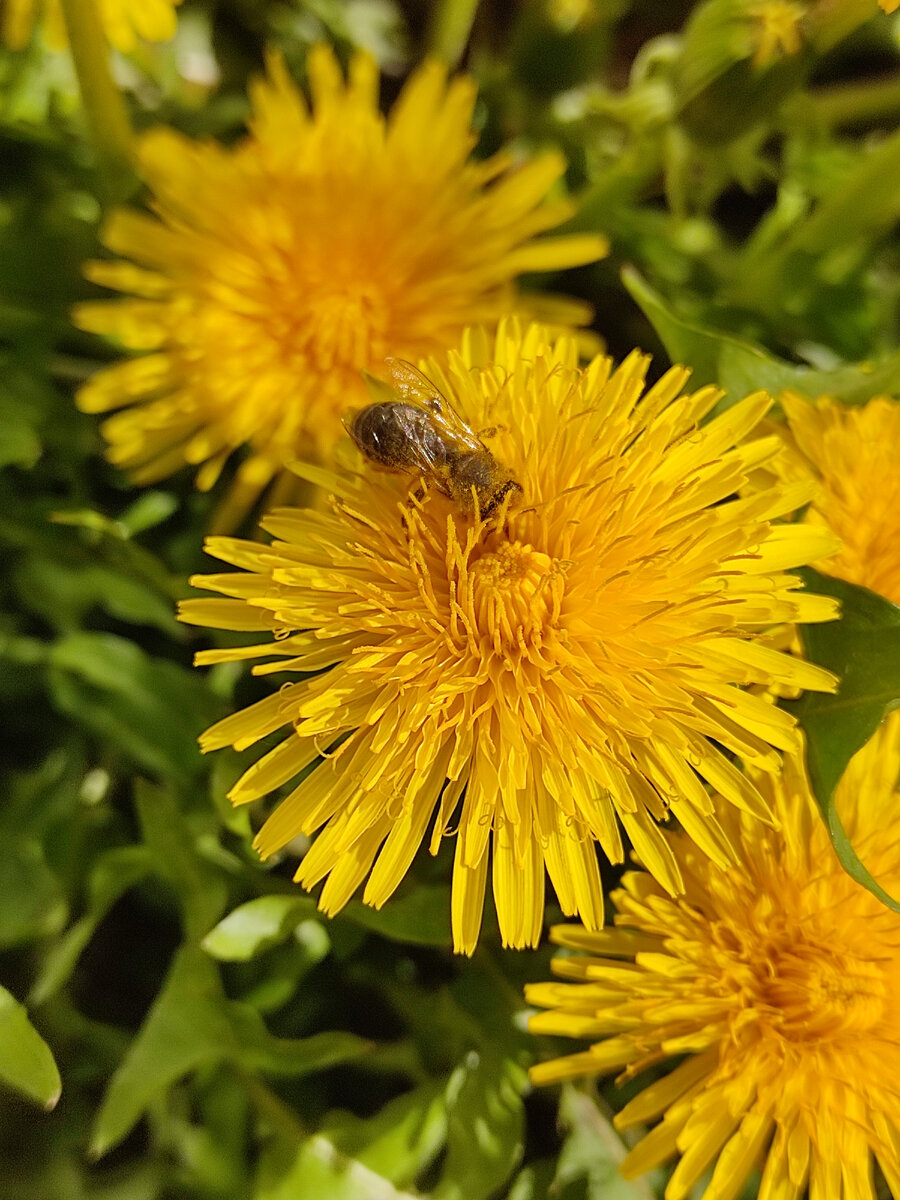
[236,1068,307,1143]
[427,0,480,66]
[810,72,900,127]
[58,0,135,202]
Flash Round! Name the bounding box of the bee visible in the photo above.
[345,358,522,518]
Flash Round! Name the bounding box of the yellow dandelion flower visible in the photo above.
[527,712,900,1200]
[179,321,838,956]
[881,0,900,12]
[2,0,180,51]
[776,391,900,604]
[72,46,607,530]
[749,1,807,67]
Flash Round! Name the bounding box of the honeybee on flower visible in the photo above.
[346,358,523,519]
[180,320,840,954]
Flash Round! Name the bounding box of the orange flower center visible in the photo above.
[468,541,562,654]
[303,281,390,374]
[758,937,886,1041]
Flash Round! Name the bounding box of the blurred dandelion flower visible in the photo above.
[2,0,180,51]
[749,1,806,66]
[881,0,900,12]
[775,392,900,603]
[527,712,900,1200]
[73,46,607,529]
[180,321,837,955]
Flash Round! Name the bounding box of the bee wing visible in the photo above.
[384,358,484,452]
[382,402,450,477]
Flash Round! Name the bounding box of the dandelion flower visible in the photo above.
[749,2,807,66]
[527,712,900,1200]
[2,0,180,51]
[776,391,900,603]
[73,46,607,529]
[179,321,838,955]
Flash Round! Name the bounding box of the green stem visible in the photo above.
[58,0,135,201]
[810,72,900,128]
[237,1069,308,1143]
[427,0,480,67]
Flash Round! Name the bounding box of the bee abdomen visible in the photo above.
[348,402,446,470]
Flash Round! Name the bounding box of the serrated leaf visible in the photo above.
[433,1048,528,1200]
[48,633,220,781]
[786,569,900,911]
[91,945,371,1157]
[228,1009,370,1078]
[201,895,316,962]
[0,986,61,1110]
[623,267,900,401]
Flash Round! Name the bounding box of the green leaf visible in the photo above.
[117,491,179,536]
[341,882,452,947]
[552,1086,656,1199]
[623,267,900,401]
[201,895,316,962]
[91,945,371,1157]
[0,358,50,469]
[676,0,810,144]
[0,407,41,469]
[48,633,220,781]
[239,927,332,1013]
[434,1048,528,1200]
[324,1080,448,1188]
[90,947,237,1159]
[14,554,181,636]
[257,1136,421,1200]
[133,780,229,942]
[0,835,67,949]
[507,1162,556,1200]
[787,570,900,911]
[735,123,900,309]
[30,846,154,1005]
[228,1010,370,1079]
[0,986,61,1110]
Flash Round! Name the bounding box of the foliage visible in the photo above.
[1,1,899,1197]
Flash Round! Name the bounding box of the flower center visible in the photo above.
[468,541,563,655]
[300,282,390,374]
[758,939,887,1041]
